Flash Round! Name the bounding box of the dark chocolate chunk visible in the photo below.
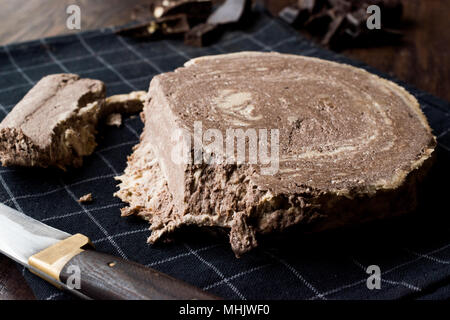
[321,13,345,45]
[298,0,322,13]
[277,0,404,49]
[131,3,155,21]
[304,8,335,35]
[116,14,190,39]
[278,6,302,26]
[154,0,212,20]
[184,23,221,47]
[0,74,105,169]
[207,0,252,26]
[0,73,145,170]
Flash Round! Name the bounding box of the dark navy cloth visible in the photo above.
[0,9,449,300]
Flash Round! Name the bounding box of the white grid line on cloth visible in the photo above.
[92,227,149,244]
[381,278,421,292]
[113,30,164,74]
[0,67,147,95]
[108,74,151,87]
[76,60,148,77]
[40,38,70,73]
[0,82,33,94]
[2,173,116,205]
[203,264,271,291]
[0,20,275,75]
[164,40,191,60]
[0,102,9,115]
[45,292,64,300]
[0,48,182,77]
[0,47,126,76]
[41,203,123,222]
[211,19,276,50]
[268,36,298,50]
[213,30,287,56]
[309,242,450,300]
[253,19,276,36]
[439,142,450,153]
[350,257,421,292]
[146,244,220,267]
[2,45,34,85]
[61,179,129,260]
[96,152,119,175]
[264,250,326,300]
[0,74,152,104]
[438,127,450,139]
[211,33,247,51]
[124,122,141,139]
[145,244,220,267]
[184,243,246,300]
[0,173,23,212]
[75,33,137,91]
[403,248,449,265]
[96,140,139,153]
[244,34,273,51]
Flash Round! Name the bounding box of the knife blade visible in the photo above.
[0,203,70,266]
[0,202,219,300]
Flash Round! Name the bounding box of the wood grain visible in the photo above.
[59,250,220,300]
[341,0,450,104]
[0,0,449,300]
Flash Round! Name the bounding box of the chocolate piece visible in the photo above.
[184,0,253,47]
[279,0,324,27]
[0,75,145,170]
[298,0,316,10]
[278,6,302,26]
[184,23,221,47]
[380,0,403,26]
[0,74,105,169]
[278,0,403,49]
[321,13,345,45]
[116,52,436,256]
[304,8,335,35]
[102,91,147,116]
[116,14,190,39]
[207,0,252,25]
[131,3,155,21]
[327,0,351,13]
[153,0,212,20]
[106,113,122,128]
[78,193,93,203]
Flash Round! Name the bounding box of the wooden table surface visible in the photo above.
[0,0,449,300]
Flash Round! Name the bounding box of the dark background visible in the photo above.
[0,0,449,300]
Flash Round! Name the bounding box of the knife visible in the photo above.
[0,202,219,300]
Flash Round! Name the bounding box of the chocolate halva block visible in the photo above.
[0,74,105,169]
[116,52,436,256]
[0,74,146,169]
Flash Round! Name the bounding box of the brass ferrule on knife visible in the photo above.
[28,234,92,286]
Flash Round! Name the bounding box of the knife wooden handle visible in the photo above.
[59,250,220,300]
